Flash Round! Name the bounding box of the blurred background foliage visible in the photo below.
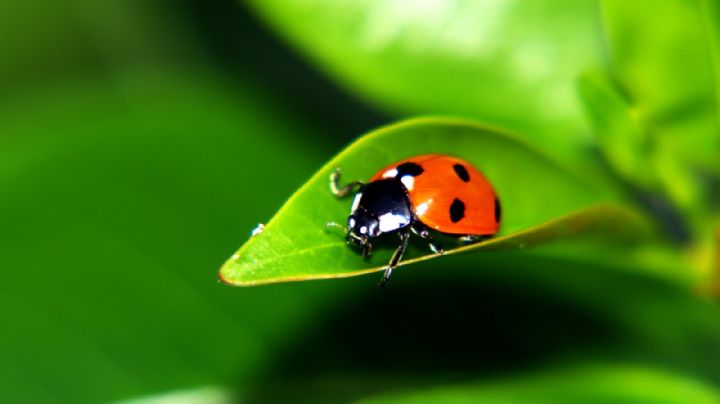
[1,0,719,403]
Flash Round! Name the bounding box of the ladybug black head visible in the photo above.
[347,212,380,244]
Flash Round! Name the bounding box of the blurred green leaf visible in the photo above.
[220,118,653,286]
[244,0,605,167]
[577,71,654,186]
[357,364,720,404]
[601,1,716,122]
[0,70,359,403]
[600,0,720,218]
[701,0,720,120]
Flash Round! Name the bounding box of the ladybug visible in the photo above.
[329,154,501,286]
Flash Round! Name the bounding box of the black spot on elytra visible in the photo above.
[396,162,424,177]
[453,164,470,182]
[494,198,502,222]
[450,198,465,223]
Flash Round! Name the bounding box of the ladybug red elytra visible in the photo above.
[329,154,501,286]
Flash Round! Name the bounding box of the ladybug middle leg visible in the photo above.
[378,229,410,287]
[330,168,364,197]
[411,223,444,255]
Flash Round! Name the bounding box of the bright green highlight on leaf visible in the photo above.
[220,118,648,286]
[358,364,720,404]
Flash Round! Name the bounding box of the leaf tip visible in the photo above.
[218,253,245,286]
[217,264,236,286]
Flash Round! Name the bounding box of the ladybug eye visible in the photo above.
[348,217,356,228]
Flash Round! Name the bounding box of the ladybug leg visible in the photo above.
[378,230,410,287]
[459,235,479,244]
[411,223,443,255]
[330,168,364,198]
[459,235,492,244]
[362,240,373,259]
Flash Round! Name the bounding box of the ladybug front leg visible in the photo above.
[329,168,364,198]
[378,230,410,287]
[362,240,373,259]
[411,223,443,255]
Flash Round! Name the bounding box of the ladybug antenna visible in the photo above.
[346,231,363,242]
[325,221,347,235]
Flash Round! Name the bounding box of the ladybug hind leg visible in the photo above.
[330,168,364,197]
[411,223,443,255]
[459,235,490,244]
[378,230,410,287]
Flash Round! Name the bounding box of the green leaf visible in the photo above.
[220,118,650,286]
[601,0,718,136]
[600,0,720,217]
[356,364,720,404]
[701,0,720,124]
[244,0,605,167]
[577,71,655,186]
